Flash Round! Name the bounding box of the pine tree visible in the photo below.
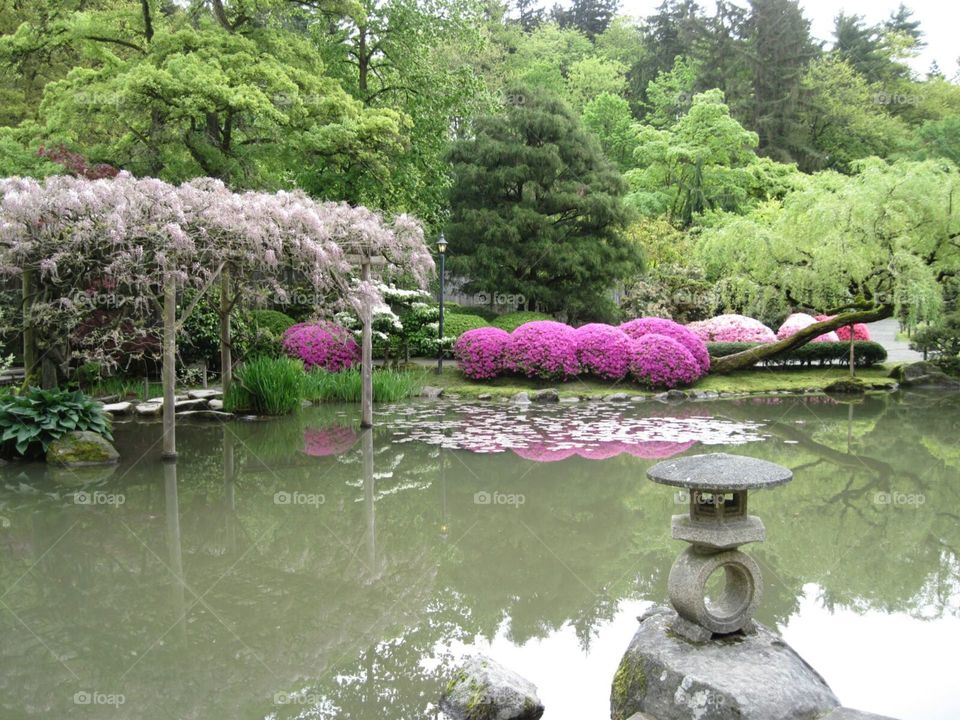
[553,0,620,39]
[446,86,638,320]
[745,0,820,161]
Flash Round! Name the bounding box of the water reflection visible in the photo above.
[0,392,958,719]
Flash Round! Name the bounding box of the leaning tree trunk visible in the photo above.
[710,306,893,374]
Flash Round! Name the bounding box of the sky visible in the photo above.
[616,0,960,77]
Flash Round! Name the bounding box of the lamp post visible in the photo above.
[436,234,448,375]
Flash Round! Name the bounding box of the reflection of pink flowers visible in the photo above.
[629,334,702,388]
[303,426,359,456]
[777,313,839,342]
[454,327,511,379]
[512,438,696,462]
[621,317,710,374]
[687,314,777,344]
[505,321,580,380]
[814,315,871,341]
[576,323,633,380]
[283,322,360,371]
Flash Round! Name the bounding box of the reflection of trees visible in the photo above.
[2,394,960,717]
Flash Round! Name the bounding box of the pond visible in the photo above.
[1,391,958,719]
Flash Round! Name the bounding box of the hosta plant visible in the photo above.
[0,388,112,459]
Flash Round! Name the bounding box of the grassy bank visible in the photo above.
[409,364,897,399]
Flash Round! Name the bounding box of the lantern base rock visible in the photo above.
[612,606,840,720]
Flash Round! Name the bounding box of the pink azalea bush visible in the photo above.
[282,321,360,371]
[506,321,580,380]
[454,327,511,380]
[687,314,777,344]
[814,315,871,341]
[621,317,711,374]
[777,313,839,343]
[629,334,702,388]
[575,323,633,380]
[303,426,359,456]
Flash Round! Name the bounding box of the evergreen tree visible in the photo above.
[745,0,820,161]
[553,0,620,39]
[446,86,638,320]
[515,0,545,31]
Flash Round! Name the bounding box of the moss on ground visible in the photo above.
[411,365,896,400]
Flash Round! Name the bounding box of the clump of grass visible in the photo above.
[225,357,305,415]
[303,368,423,403]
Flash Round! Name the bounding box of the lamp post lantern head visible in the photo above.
[437,235,448,255]
[647,453,793,641]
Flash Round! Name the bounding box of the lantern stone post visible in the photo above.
[647,452,792,641]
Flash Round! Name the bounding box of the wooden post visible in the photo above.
[360,257,373,429]
[848,329,855,378]
[363,427,376,572]
[161,268,178,461]
[219,267,232,398]
[21,268,36,386]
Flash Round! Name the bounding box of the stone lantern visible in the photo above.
[647,452,792,642]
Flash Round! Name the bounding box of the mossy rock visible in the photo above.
[46,431,119,467]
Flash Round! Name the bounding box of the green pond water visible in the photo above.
[1,391,958,719]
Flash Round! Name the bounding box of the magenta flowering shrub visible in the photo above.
[454,327,511,380]
[687,314,777,344]
[628,334,702,388]
[815,315,871,341]
[777,313,839,343]
[621,317,710,374]
[575,323,633,380]
[506,321,580,380]
[303,426,359,456]
[282,321,360,371]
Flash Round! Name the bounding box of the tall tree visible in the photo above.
[553,0,619,39]
[745,0,820,161]
[446,86,638,320]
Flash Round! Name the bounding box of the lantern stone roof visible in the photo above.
[648,453,793,491]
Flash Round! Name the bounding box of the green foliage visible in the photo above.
[910,312,960,369]
[0,387,111,458]
[698,159,959,327]
[444,305,499,321]
[302,368,423,403]
[447,85,638,321]
[225,357,305,416]
[491,311,553,332]
[249,309,296,338]
[706,341,888,367]
[582,93,641,171]
[178,290,252,370]
[624,90,797,225]
[412,313,489,356]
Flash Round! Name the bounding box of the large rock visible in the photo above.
[187,388,222,400]
[530,388,559,403]
[421,386,445,399]
[441,655,544,720]
[46,431,119,467]
[889,361,960,389]
[102,401,133,415]
[611,607,839,720]
[135,402,163,417]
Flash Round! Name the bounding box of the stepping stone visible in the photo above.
[103,402,133,415]
[135,402,162,417]
[187,389,222,400]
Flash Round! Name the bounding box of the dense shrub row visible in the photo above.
[706,341,887,367]
[454,318,710,388]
